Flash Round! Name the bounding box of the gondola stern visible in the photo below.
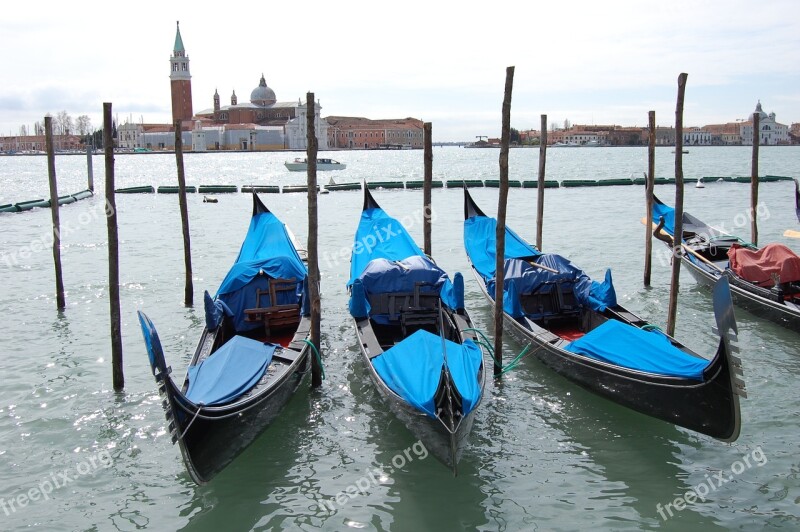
[709,276,746,442]
[463,187,486,220]
[251,191,270,217]
[362,182,381,211]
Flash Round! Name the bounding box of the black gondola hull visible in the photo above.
[469,266,742,441]
[354,311,484,473]
[156,319,311,485]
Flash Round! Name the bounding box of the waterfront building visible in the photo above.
[740,101,790,145]
[170,21,193,124]
[325,117,424,149]
[702,123,742,145]
[682,127,713,146]
[124,22,329,152]
[0,134,81,153]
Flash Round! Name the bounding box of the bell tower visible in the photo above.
[170,21,193,124]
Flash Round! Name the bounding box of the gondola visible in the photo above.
[650,195,800,332]
[348,187,485,473]
[463,188,745,441]
[138,192,311,484]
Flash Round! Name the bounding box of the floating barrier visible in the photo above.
[522,180,559,188]
[157,185,197,193]
[405,180,444,189]
[241,185,280,193]
[198,185,238,193]
[71,190,94,200]
[0,189,94,213]
[701,176,733,183]
[485,180,522,188]
[767,175,795,181]
[57,194,77,205]
[561,179,598,187]
[597,178,634,186]
[325,182,361,191]
[366,181,405,190]
[116,186,155,194]
[445,179,483,188]
[15,199,52,211]
[283,185,320,193]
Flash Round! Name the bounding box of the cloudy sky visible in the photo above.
[2,0,798,141]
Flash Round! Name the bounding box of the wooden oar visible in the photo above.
[785,229,800,239]
[640,217,725,272]
[527,260,558,274]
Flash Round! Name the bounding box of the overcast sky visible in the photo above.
[2,0,799,141]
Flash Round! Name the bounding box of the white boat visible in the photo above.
[284,158,346,172]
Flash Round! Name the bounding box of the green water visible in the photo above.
[0,147,798,530]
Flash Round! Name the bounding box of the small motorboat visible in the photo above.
[284,158,346,172]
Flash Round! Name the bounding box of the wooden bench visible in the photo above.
[244,278,301,337]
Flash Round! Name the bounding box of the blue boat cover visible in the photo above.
[204,290,233,330]
[215,209,307,331]
[348,207,425,285]
[348,206,461,317]
[564,320,710,380]
[186,336,277,405]
[372,329,483,418]
[485,255,617,318]
[463,214,540,281]
[652,199,736,243]
[652,201,676,236]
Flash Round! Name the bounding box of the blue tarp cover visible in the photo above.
[349,207,425,285]
[372,329,483,418]
[185,336,277,405]
[215,210,307,332]
[486,255,617,318]
[348,207,462,316]
[652,201,676,237]
[564,320,710,380]
[463,215,540,281]
[349,255,460,319]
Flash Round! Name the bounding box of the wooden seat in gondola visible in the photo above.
[244,277,300,336]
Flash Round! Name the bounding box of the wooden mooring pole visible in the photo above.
[174,120,193,307]
[307,93,323,388]
[104,103,124,390]
[666,73,687,337]
[493,66,514,376]
[536,114,547,251]
[750,112,760,247]
[423,122,433,256]
[44,115,66,311]
[644,110,656,287]
[86,137,94,192]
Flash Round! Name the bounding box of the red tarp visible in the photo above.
[728,243,800,287]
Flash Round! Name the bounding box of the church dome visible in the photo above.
[754,101,768,119]
[250,74,276,106]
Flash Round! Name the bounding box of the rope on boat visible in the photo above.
[641,324,663,333]
[303,339,325,380]
[178,406,203,441]
[463,328,532,375]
